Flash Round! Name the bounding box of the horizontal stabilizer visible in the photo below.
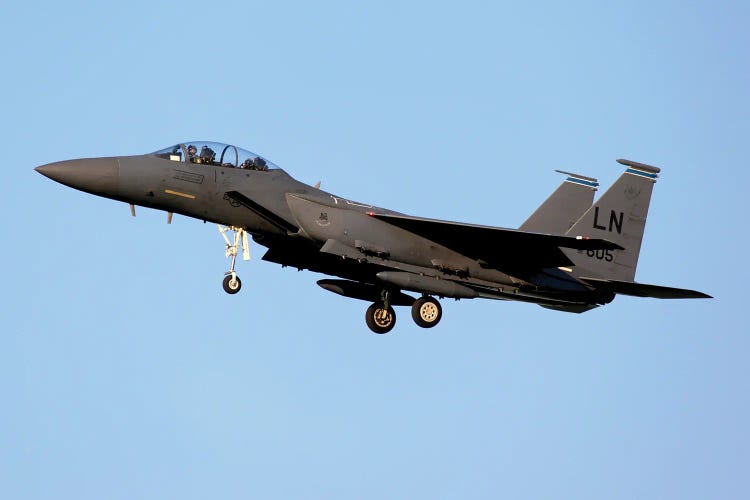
[580,277,712,299]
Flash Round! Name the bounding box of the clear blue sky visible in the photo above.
[2,1,747,499]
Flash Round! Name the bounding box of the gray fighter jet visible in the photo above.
[35,141,710,333]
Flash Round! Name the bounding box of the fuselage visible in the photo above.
[34,141,712,332]
[35,144,610,310]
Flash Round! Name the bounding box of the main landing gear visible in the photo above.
[364,292,443,334]
[411,296,442,328]
[365,302,397,334]
[219,225,250,294]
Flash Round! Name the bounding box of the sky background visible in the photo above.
[1,1,747,498]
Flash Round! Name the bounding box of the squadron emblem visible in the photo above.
[316,212,330,227]
[624,185,641,200]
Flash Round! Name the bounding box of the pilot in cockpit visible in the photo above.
[239,157,269,171]
[200,146,215,164]
[253,157,268,171]
[187,145,197,162]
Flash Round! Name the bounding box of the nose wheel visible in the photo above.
[219,225,250,295]
[222,274,242,294]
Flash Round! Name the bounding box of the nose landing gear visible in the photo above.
[219,225,250,294]
[222,274,242,294]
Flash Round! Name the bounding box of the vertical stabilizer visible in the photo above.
[565,159,660,281]
[519,171,598,234]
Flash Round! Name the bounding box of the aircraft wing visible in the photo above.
[371,213,623,271]
[579,277,712,299]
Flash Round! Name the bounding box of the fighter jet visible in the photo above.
[35,141,710,333]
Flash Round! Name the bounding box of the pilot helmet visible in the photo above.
[200,146,215,160]
[254,157,267,168]
[187,145,197,155]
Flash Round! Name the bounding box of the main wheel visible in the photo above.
[365,303,396,334]
[411,296,442,328]
[222,274,242,294]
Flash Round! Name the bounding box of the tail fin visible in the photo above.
[519,171,598,234]
[565,159,660,281]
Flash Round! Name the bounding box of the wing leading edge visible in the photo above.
[370,213,622,272]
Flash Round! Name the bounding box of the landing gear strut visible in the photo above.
[411,296,442,328]
[219,225,250,294]
[365,290,396,334]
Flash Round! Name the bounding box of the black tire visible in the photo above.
[222,275,242,294]
[411,296,442,328]
[365,303,396,334]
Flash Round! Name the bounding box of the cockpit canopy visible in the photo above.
[150,141,280,171]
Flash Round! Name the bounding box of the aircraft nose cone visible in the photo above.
[35,157,119,196]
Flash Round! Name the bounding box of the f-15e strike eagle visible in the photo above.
[36,141,710,333]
